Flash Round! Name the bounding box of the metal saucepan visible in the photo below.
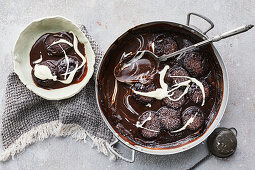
[95,13,229,162]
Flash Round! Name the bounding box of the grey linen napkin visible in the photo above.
[0,26,115,161]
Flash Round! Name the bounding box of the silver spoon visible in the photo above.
[188,127,238,170]
[114,25,253,83]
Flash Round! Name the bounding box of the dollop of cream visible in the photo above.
[133,65,190,100]
[133,65,170,100]
[34,64,57,81]
[133,65,206,106]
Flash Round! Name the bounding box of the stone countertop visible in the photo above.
[0,0,254,169]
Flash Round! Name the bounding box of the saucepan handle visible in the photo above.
[186,12,215,35]
[108,139,136,163]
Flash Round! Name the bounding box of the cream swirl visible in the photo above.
[133,65,206,106]
[34,31,86,85]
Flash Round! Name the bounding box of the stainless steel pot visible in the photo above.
[95,13,229,162]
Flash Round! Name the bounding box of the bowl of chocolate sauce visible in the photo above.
[96,13,229,160]
[14,16,95,100]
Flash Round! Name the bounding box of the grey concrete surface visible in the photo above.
[0,0,254,169]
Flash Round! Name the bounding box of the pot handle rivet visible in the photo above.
[107,138,136,163]
[186,12,215,35]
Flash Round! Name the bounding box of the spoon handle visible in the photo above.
[211,25,254,42]
[187,153,212,170]
[159,24,254,61]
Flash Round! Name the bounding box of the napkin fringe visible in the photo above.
[0,121,115,162]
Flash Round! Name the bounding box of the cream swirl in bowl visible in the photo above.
[14,16,95,100]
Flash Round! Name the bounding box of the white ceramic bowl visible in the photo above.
[14,16,95,100]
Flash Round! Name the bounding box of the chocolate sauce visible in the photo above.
[30,32,87,89]
[98,23,223,149]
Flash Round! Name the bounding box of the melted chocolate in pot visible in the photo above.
[98,23,223,149]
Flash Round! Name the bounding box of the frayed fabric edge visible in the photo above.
[0,121,116,162]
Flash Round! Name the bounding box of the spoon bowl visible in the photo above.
[114,50,158,84]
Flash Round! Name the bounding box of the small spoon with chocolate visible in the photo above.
[188,127,237,170]
[114,50,158,84]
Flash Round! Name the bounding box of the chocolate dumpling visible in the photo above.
[138,111,160,138]
[158,107,181,131]
[57,55,81,80]
[188,81,210,104]
[183,52,208,77]
[163,89,186,109]
[154,34,178,57]
[182,106,205,131]
[44,32,73,56]
[165,66,190,85]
